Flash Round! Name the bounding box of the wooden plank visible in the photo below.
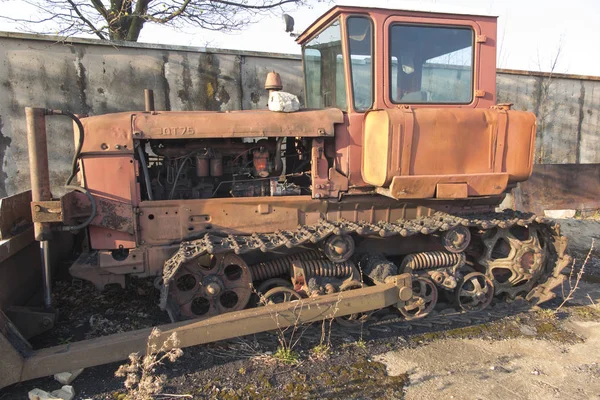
[0,191,33,240]
[0,227,35,265]
[0,310,26,390]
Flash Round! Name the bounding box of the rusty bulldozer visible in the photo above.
[0,6,570,389]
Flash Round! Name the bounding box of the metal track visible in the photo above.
[161,210,571,321]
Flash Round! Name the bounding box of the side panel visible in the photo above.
[81,155,139,249]
[362,107,536,198]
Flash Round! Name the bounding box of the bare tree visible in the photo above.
[0,0,314,41]
[532,35,565,163]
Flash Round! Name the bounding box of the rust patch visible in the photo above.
[97,200,134,234]
[196,53,222,110]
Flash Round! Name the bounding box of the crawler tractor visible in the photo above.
[1,6,570,387]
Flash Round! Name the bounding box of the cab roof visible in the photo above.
[296,5,497,45]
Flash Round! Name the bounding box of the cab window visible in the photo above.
[389,24,474,104]
[347,16,373,111]
[303,19,347,110]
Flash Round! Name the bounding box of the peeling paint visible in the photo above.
[178,53,193,110]
[161,53,172,111]
[72,48,91,114]
[575,81,586,164]
[0,116,12,198]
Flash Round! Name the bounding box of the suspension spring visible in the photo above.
[401,251,465,271]
[294,259,357,278]
[250,249,324,281]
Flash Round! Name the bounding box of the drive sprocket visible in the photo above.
[170,253,252,320]
[478,225,548,298]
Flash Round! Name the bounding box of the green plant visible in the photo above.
[274,346,300,364]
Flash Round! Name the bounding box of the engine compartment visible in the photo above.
[141,137,314,200]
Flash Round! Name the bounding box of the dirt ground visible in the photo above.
[1,217,599,400]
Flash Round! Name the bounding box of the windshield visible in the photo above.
[389,24,474,104]
[302,19,347,110]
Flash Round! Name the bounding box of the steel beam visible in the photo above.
[12,282,402,385]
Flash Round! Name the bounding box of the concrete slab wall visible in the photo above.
[497,70,600,165]
[0,32,598,197]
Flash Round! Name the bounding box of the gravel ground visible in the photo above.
[1,217,599,400]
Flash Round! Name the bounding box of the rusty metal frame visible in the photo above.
[1,279,408,389]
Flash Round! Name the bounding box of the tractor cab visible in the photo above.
[295,7,535,201]
[296,6,498,112]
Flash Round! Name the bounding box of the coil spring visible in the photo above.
[295,259,356,278]
[250,249,323,281]
[400,251,465,271]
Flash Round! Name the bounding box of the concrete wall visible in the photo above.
[0,32,303,197]
[1,31,599,197]
[497,70,600,165]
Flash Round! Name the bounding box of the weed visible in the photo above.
[115,327,183,400]
[274,346,300,364]
[558,239,594,310]
[311,343,331,360]
[355,339,367,350]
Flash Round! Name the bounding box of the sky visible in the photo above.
[1,0,599,76]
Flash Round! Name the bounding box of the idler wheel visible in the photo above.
[170,253,252,320]
[399,277,438,320]
[455,272,494,312]
[442,226,471,253]
[323,234,355,263]
[261,287,302,305]
[256,278,293,295]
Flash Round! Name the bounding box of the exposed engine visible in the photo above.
[143,138,312,200]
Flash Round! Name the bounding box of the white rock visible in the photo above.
[28,388,60,400]
[50,385,75,400]
[268,91,300,113]
[544,209,576,219]
[54,368,84,385]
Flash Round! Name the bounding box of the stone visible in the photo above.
[54,368,84,385]
[268,91,300,113]
[544,209,576,219]
[28,388,60,400]
[50,385,75,400]
[519,325,538,336]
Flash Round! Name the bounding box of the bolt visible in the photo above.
[206,282,221,296]
[115,144,121,150]
[133,131,141,137]
[42,317,52,327]
[34,205,42,212]
[315,194,321,199]
[101,143,109,150]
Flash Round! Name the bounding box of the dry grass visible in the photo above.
[115,328,184,400]
[558,239,595,311]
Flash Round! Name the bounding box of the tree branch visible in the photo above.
[145,0,192,23]
[89,0,109,19]
[210,0,300,10]
[66,0,107,39]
